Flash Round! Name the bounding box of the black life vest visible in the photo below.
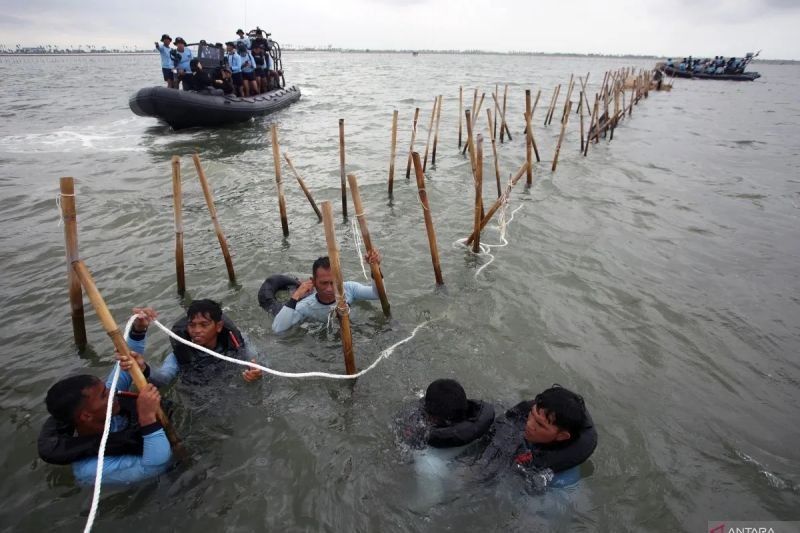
[169,315,245,365]
[37,395,144,465]
[428,400,495,448]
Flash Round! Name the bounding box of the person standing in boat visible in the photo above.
[154,34,175,89]
[252,42,268,94]
[225,42,244,97]
[271,252,383,334]
[238,43,257,97]
[235,29,251,50]
[173,37,194,91]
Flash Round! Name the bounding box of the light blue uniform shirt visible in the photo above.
[240,51,255,73]
[156,43,173,68]
[175,47,193,72]
[226,51,242,73]
[272,281,379,333]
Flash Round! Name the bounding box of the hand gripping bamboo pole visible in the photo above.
[72,260,180,448]
[551,100,572,172]
[431,95,443,167]
[422,96,438,172]
[411,152,444,286]
[472,135,484,253]
[283,152,322,221]
[270,125,290,237]
[458,86,463,149]
[192,153,236,283]
[347,174,390,316]
[320,201,356,374]
[466,161,528,246]
[170,158,186,294]
[60,177,87,349]
[388,109,399,196]
[339,119,348,218]
[486,109,501,197]
[405,107,420,179]
[525,90,533,183]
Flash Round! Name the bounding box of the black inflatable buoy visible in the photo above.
[258,274,300,315]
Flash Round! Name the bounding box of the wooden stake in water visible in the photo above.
[579,90,586,153]
[170,157,186,294]
[405,107,420,180]
[466,161,528,246]
[72,260,180,448]
[411,152,444,285]
[270,125,290,237]
[544,84,558,126]
[59,177,87,349]
[464,109,477,179]
[388,109,398,196]
[552,100,572,172]
[472,134,484,253]
[321,201,356,375]
[486,108,501,197]
[493,84,499,141]
[491,92,513,143]
[347,173,390,316]
[283,152,322,221]
[432,95,443,167]
[458,86,463,149]
[500,84,509,143]
[584,94,599,156]
[525,90,533,183]
[192,153,236,283]
[422,96,438,172]
[463,93,486,155]
[339,118,348,218]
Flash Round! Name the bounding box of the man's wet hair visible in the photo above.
[312,256,331,277]
[45,374,101,423]
[533,384,587,438]
[187,299,223,322]
[424,378,468,424]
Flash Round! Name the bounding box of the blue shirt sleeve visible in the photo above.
[72,428,171,485]
[149,353,179,387]
[271,304,305,334]
[344,281,379,303]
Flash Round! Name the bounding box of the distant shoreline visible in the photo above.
[0,50,795,63]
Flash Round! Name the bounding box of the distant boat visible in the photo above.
[662,66,760,81]
[657,51,761,82]
[412,51,419,56]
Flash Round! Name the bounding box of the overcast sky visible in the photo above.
[1,0,797,59]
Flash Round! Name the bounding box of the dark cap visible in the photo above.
[236,29,244,35]
[161,34,171,42]
[225,41,235,47]
[174,37,186,45]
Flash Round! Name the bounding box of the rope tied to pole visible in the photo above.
[55,193,76,227]
[350,217,369,281]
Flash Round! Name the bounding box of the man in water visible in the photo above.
[121,300,263,385]
[154,34,175,88]
[271,251,382,334]
[39,374,170,485]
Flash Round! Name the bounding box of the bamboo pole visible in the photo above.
[500,84,509,143]
[320,201,356,375]
[493,84,499,141]
[60,177,87,349]
[388,109,398,196]
[405,107,420,179]
[544,84,559,126]
[525,90,532,183]
[551,100,572,172]
[347,174,390,316]
[458,86,463,149]
[584,94,599,156]
[471,88,478,123]
[411,152,444,285]
[579,90,585,153]
[192,153,236,283]
[486,108,501,197]
[270,125,290,237]
[338,118,347,218]
[560,74,574,124]
[491,92,513,143]
[464,109,477,180]
[170,158,186,294]
[422,96,438,172]
[431,95,443,167]
[72,260,180,448]
[466,161,528,246]
[532,89,542,118]
[472,135,484,253]
[283,152,322,221]
[463,93,486,155]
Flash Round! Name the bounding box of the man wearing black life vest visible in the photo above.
[121,300,263,386]
[478,385,597,492]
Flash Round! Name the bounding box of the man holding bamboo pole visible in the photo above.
[271,251,384,334]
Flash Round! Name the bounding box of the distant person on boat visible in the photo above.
[271,252,383,334]
[238,43,257,97]
[173,37,194,91]
[250,28,269,52]
[38,374,171,485]
[252,42,269,94]
[120,302,264,386]
[189,58,213,92]
[665,58,674,68]
[235,29,251,50]
[225,42,244,96]
[213,66,235,95]
[678,58,687,72]
[477,384,597,492]
[155,34,175,89]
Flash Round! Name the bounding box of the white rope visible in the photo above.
[83,315,136,533]
[350,216,370,281]
[454,196,523,279]
[149,317,430,380]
